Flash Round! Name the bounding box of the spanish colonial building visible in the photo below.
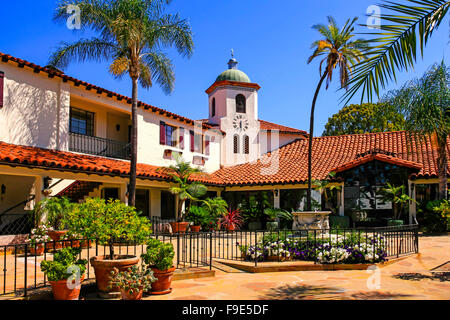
[0,51,448,238]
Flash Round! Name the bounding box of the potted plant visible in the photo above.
[221,209,244,232]
[27,225,51,256]
[202,197,228,231]
[108,265,157,300]
[34,197,74,249]
[264,208,293,230]
[141,238,175,295]
[158,156,207,233]
[62,198,152,298]
[40,247,87,300]
[185,206,210,232]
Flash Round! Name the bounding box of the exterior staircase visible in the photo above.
[56,181,102,202]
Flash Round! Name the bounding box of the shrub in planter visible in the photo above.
[141,238,175,295]
[62,198,152,298]
[108,265,157,300]
[419,200,449,233]
[221,209,244,232]
[264,208,292,231]
[185,206,210,232]
[387,219,404,226]
[27,225,51,256]
[40,247,87,300]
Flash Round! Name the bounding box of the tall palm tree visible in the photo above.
[159,155,207,221]
[343,0,450,103]
[306,16,367,211]
[383,62,450,200]
[49,0,194,206]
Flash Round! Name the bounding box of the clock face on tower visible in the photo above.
[233,114,249,132]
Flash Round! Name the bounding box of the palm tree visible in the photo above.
[383,62,450,200]
[159,155,207,221]
[306,16,367,211]
[49,0,194,206]
[343,0,450,103]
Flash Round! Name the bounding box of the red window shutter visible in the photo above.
[190,130,195,152]
[160,121,166,145]
[179,128,185,149]
[205,136,210,156]
[0,72,4,109]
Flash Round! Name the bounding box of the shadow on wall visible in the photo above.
[2,71,61,150]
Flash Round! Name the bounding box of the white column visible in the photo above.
[339,184,345,216]
[119,183,128,206]
[273,189,280,209]
[31,176,45,224]
[408,180,417,224]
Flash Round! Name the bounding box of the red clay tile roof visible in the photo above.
[212,131,450,186]
[0,51,222,134]
[258,120,307,135]
[331,153,423,173]
[0,142,221,185]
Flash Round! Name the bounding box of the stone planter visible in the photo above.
[121,288,144,300]
[29,243,45,256]
[90,255,140,298]
[190,225,201,233]
[170,222,189,234]
[47,230,68,250]
[292,212,331,231]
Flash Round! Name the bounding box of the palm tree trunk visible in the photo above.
[307,71,328,211]
[437,136,448,200]
[129,76,139,207]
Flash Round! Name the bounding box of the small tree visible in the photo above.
[33,197,74,229]
[381,183,415,220]
[158,156,207,221]
[63,198,152,260]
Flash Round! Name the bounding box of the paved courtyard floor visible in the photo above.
[146,235,449,300]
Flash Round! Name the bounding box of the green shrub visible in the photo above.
[141,238,175,271]
[185,206,210,226]
[34,197,74,230]
[387,219,404,226]
[420,200,448,233]
[108,265,156,294]
[329,216,350,228]
[40,247,87,281]
[62,198,152,259]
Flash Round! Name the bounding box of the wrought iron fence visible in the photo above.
[0,232,212,297]
[69,132,131,160]
[210,225,419,267]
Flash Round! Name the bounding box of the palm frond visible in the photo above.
[342,0,450,104]
[49,38,117,69]
[142,51,175,94]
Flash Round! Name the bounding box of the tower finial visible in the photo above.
[231,48,234,58]
[228,49,238,70]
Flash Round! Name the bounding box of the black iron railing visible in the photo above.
[69,132,131,160]
[0,232,213,297]
[210,225,419,267]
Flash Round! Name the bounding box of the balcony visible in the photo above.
[69,132,131,160]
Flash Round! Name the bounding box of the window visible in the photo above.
[233,135,240,154]
[160,121,178,147]
[70,107,94,136]
[190,130,204,154]
[244,135,250,154]
[236,94,246,113]
[211,98,216,117]
[193,156,206,166]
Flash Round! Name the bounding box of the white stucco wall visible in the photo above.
[0,61,70,150]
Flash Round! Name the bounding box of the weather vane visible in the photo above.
[231,48,234,59]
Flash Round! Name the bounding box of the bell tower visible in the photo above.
[205,53,261,166]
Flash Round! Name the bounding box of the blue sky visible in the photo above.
[1,0,448,135]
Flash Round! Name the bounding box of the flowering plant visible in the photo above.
[221,209,244,230]
[27,225,51,245]
[108,265,157,294]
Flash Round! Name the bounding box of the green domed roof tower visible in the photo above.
[216,57,251,83]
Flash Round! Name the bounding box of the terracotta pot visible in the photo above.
[170,222,189,234]
[226,224,236,232]
[29,243,45,256]
[150,266,175,295]
[121,288,144,300]
[47,230,68,250]
[190,225,201,233]
[49,275,84,300]
[90,255,139,296]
